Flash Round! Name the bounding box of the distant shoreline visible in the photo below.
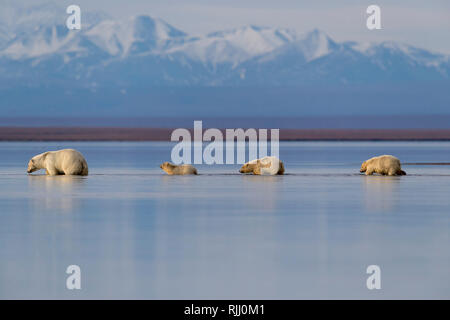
[1,127,450,141]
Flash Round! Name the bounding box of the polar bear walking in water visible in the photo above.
[239,156,285,175]
[27,149,89,176]
[360,155,406,176]
[160,162,198,175]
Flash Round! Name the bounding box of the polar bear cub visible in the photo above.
[27,149,88,176]
[360,155,406,176]
[239,156,285,175]
[160,162,198,175]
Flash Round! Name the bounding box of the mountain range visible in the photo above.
[0,1,449,118]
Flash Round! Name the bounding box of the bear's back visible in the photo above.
[374,155,400,166]
[259,156,281,175]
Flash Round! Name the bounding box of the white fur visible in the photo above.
[360,155,405,176]
[247,156,281,175]
[27,149,88,176]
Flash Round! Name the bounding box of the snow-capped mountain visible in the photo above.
[257,28,339,63]
[83,15,187,58]
[0,2,449,118]
[166,25,299,67]
[0,2,449,88]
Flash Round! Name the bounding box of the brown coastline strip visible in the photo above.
[280,129,450,141]
[403,163,450,165]
[1,127,450,141]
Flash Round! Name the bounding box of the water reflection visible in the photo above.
[241,175,284,212]
[361,175,401,211]
[1,141,449,299]
[28,175,86,213]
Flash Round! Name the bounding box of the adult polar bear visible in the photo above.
[360,155,406,176]
[239,156,285,175]
[27,149,88,176]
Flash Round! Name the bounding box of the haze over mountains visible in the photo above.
[0,1,449,119]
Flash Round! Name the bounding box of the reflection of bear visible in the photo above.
[239,156,285,175]
[160,162,198,175]
[360,155,406,176]
[27,149,88,176]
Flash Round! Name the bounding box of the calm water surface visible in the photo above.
[0,141,449,299]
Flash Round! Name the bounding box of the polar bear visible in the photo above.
[360,155,406,176]
[27,149,88,176]
[239,156,285,175]
[160,162,198,175]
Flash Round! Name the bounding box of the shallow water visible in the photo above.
[0,141,449,299]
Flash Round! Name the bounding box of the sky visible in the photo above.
[7,0,450,53]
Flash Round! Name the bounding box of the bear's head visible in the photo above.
[160,162,175,173]
[27,158,38,174]
[27,152,48,174]
[239,161,258,174]
[360,161,367,173]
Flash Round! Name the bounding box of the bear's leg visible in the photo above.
[388,168,397,176]
[46,167,59,176]
[64,162,85,176]
[365,169,374,175]
[278,162,285,175]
